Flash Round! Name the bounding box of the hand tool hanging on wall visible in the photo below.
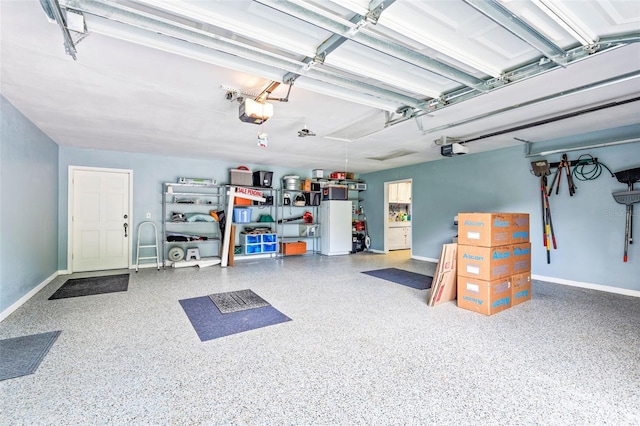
[548,154,576,196]
[612,167,640,262]
[544,175,557,250]
[562,154,576,196]
[532,160,556,263]
[532,161,550,246]
[542,175,557,263]
[539,176,547,247]
[548,160,561,196]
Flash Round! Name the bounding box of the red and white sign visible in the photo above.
[234,186,265,202]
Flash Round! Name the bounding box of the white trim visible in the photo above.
[0,271,59,323]
[68,166,134,273]
[412,255,439,263]
[383,182,389,253]
[532,274,640,297]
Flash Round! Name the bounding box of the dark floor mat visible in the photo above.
[362,268,433,290]
[49,274,129,300]
[179,296,291,342]
[209,289,271,314]
[0,331,61,381]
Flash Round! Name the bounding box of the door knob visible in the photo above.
[123,222,128,237]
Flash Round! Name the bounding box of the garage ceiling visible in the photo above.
[1,0,639,173]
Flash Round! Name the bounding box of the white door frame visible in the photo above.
[384,179,413,253]
[67,166,134,273]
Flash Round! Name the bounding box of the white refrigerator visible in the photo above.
[319,200,352,255]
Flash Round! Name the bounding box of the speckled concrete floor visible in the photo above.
[1,251,638,425]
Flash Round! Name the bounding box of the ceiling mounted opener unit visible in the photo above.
[239,98,273,124]
[436,136,469,157]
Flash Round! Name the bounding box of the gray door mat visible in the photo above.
[209,289,271,314]
[49,274,129,300]
[361,268,433,290]
[0,331,61,381]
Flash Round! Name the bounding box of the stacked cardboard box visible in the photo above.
[456,213,531,315]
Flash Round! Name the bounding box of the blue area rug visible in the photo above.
[0,331,61,381]
[361,268,433,290]
[179,295,291,342]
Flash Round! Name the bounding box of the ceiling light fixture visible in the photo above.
[239,98,273,124]
[531,0,596,47]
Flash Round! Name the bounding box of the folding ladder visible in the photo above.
[136,221,161,272]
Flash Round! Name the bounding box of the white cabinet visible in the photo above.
[389,183,399,203]
[397,182,411,203]
[389,182,411,203]
[405,226,412,247]
[388,224,411,250]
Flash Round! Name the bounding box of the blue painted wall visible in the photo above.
[362,143,640,291]
[58,147,312,269]
[0,96,59,312]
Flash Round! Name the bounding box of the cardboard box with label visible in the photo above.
[457,213,512,247]
[512,242,532,273]
[457,244,513,281]
[510,213,530,245]
[457,276,512,315]
[427,243,457,306]
[511,272,532,306]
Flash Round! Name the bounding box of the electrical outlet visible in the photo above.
[146,212,151,219]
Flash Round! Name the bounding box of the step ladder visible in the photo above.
[136,221,161,272]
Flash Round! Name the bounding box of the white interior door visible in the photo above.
[71,168,131,272]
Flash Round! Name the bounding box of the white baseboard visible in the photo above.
[411,255,439,263]
[129,263,162,270]
[0,271,60,323]
[531,274,640,297]
[409,257,638,297]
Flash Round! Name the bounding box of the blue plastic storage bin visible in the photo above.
[233,207,252,223]
[245,244,262,254]
[262,234,277,243]
[263,243,277,253]
[241,234,260,244]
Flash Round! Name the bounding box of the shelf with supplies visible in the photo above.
[311,174,367,255]
[312,177,366,189]
[352,208,370,253]
[229,185,278,258]
[311,177,366,203]
[277,188,321,256]
[162,182,225,268]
